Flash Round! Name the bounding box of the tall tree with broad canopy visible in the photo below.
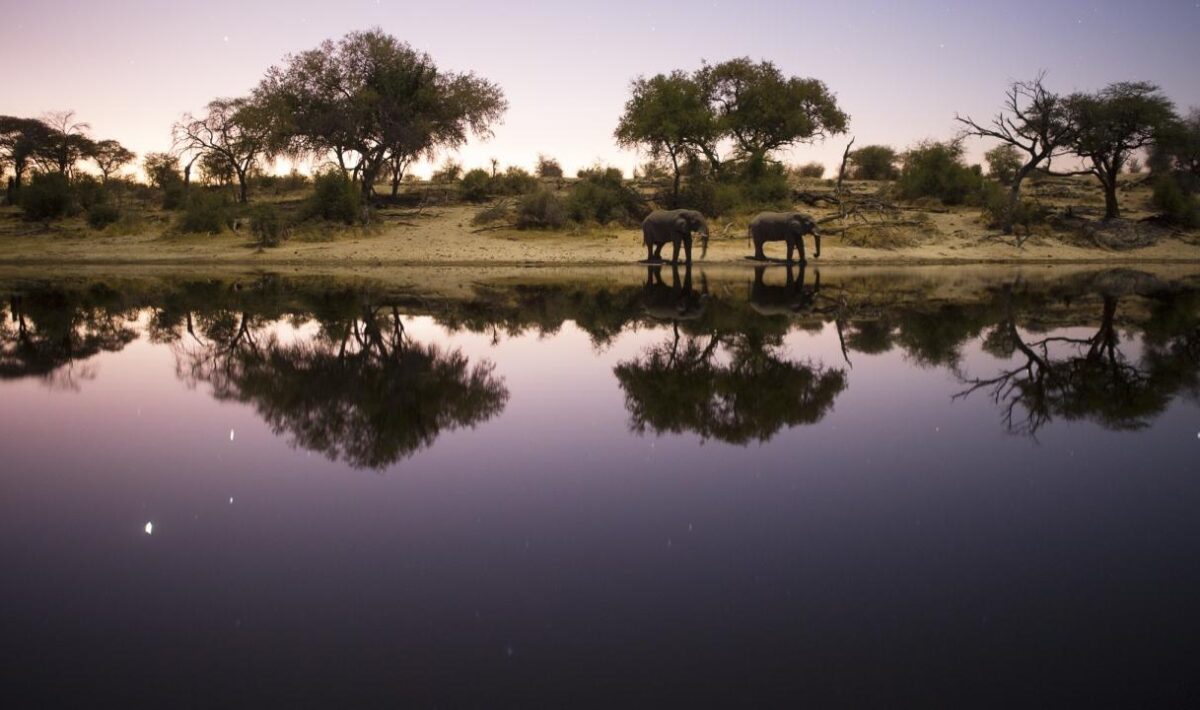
[956,74,1076,234]
[615,70,720,203]
[700,58,848,169]
[1065,82,1176,219]
[90,139,135,183]
[256,29,506,199]
[1150,107,1200,177]
[1,116,53,195]
[173,98,272,203]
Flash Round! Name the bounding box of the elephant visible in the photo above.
[641,209,710,264]
[748,211,821,262]
[642,263,707,322]
[749,264,821,317]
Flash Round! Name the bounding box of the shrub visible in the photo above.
[535,155,564,179]
[432,159,462,183]
[984,144,1023,185]
[249,203,289,247]
[897,141,985,205]
[796,162,825,179]
[738,161,791,207]
[636,160,671,182]
[677,179,742,217]
[566,166,644,225]
[20,173,74,220]
[87,202,121,230]
[515,188,567,229]
[306,171,360,223]
[460,168,493,202]
[495,166,538,195]
[179,191,233,234]
[849,145,900,180]
[1152,173,1200,228]
[982,181,1046,234]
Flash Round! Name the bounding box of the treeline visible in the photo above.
[3,28,1199,244]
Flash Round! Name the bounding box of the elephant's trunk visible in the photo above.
[813,229,821,259]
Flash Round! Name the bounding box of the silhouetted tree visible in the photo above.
[956,74,1075,232]
[0,116,52,197]
[90,139,135,183]
[1065,82,1176,219]
[36,110,95,177]
[173,97,272,203]
[256,28,506,199]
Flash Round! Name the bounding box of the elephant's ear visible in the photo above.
[674,216,688,233]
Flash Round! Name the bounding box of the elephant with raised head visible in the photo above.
[641,209,710,264]
[748,212,821,262]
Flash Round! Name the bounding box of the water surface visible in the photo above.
[2,265,1199,706]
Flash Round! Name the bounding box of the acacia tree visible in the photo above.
[1065,82,1176,219]
[1150,107,1200,176]
[173,97,272,203]
[615,70,719,202]
[256,29,506,200]
[700,58,849,170]
[91,139,135,182]
[956,74,1075,233]
[36,110,95,177]
[0,116,52,196]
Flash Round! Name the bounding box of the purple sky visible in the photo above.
[3,0,1198,178]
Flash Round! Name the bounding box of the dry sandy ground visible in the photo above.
[2,202,1198,269]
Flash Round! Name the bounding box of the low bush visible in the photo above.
[460,168,493,202]
[849,145,900,181]
[535,155,564,179]
[1152,173,1200,228]
[516,188,567,229]
[566,166,644,225]
[897,141,985,206]
[795,162,825,179]
[495,166,539,195]
[249,203,289,247]
[676,179,742,217]
[20,173,74,220]
[981,182,1047,234]
[179,191,233,234]
[431,159,463,183]
[86,202,121,230]
[306,171,360,223]
[985,144,1023,185]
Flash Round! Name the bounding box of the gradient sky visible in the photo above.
[2,0,1198,178]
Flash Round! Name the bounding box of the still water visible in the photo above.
[2,265,1199,706]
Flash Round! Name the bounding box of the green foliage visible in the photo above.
[179,191,233,234]
[897,141,985,205]
[250,203,289,246]
[431,159,462,183]
[535,154,563,179]
[143,152,186,209]
[795,162,825,178]
[981,182,1046,234]
[495,166,538,195]
[636,160,671,182]
[306,170,361,223]
[515,188,567,229]
[459,168,492,202]
[849,145,900,180]
[736,158,791,206]
[985,144,1023,184]
[86,202,121,230]
[20,172,73,220]
[1152,173,1200,228]
[566,166,644,225]
[676,179,742,217]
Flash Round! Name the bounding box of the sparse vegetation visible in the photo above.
[516,188,567,229]
[795,162,825,179]
[535,155,563,179]
[179,191,233,234]
[250,203,289,246]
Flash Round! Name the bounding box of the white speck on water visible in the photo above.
[229,429,235,442]
[229,497,234,504]
[144,522,153,535]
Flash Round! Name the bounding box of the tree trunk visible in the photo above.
[237,170,248,203]
[670,152,681,207]
[1102,176,1120,219]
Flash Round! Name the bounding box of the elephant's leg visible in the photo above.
[654,242,665,260]
[670,238,681,264]
[786,239,795,263]
[754,237,767,260]
[683,236,692,265]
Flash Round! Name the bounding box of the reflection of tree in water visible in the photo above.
[957,290,1200,435]
[175,304,509,469]
[0,293,138,389]
[614,323,847,445]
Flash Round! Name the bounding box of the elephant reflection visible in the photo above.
[173,303,509,469]
[641,264,707,323]
[749,264,821,317]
